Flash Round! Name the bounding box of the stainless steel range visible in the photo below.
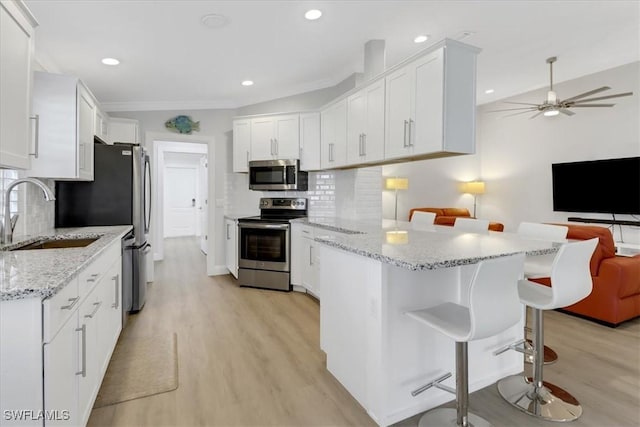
[238,197,308,291]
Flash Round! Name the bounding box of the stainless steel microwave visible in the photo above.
[248,159,308,191]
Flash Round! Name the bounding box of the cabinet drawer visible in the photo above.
[43,277,79,343]
[299,225,315,237]
[78,241,120,299]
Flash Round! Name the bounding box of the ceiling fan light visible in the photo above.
[544,109,560,117]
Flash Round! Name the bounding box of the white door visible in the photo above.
[163,166,197,237]
[198,157,208,254]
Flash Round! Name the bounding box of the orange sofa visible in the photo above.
[408,207,505,232]
[532,224,640,327]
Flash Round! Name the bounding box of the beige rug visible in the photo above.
[93,333,179,408]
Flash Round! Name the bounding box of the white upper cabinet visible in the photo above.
[0,0,37,170]
[385,42,477,161]
[321,99,348,169]
[346,79,385,165]
[94,106,109,143]
[250,114,299,161]
[108,117,139,144]
[299,112,321,171]
[28,71,95,180]
[232,119,250,172]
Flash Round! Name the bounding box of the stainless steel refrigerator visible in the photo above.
[55,142,151,312]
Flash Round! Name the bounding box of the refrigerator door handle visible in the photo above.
[142,243,152,254]
[144,155,152,234]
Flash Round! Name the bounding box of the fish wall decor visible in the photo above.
[165,115,200,134]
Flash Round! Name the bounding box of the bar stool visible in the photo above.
[406,253,525,427]
[518,222,569,364]
[497,238,598,422]
[411,211,437,230]
[453,217,490,234]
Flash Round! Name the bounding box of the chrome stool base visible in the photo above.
[497,375,582,422]
[418,408,491,427]
[524,339,558,365]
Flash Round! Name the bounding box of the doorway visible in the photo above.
[149,137,210,275]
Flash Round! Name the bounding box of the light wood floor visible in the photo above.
[89,237,640,427]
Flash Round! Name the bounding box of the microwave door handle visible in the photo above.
[144,156,152,234]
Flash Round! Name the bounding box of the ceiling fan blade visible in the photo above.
[502,109,539,118]
[559,109,575,116]
[486,107,538,113]
[561,86,610,103]
[570,104,615,107]
[569,92,633,103]
[502,101,541,106]
[529,111,545,119]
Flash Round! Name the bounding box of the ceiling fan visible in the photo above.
[490,56,633,119]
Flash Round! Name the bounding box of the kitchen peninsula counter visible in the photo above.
[313,219,559,426]
[0,225,132,301]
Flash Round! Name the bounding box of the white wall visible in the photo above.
[383,61,640,243]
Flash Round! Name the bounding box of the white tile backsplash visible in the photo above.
[0,171,55,239]
[224,167,381,219]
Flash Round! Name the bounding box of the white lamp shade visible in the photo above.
[459,181,485,195]
[385,177,409,190]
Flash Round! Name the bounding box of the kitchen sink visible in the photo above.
[10,237,99,251]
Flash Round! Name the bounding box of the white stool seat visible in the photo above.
[407,302,470,341]
[517,222,568,279]
[453,217,490,234]
[411,211,437,230]
[517,279,554,309]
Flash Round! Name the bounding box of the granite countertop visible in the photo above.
[0,225,133,301]
[224,212,258,220]
[307,219,560,271]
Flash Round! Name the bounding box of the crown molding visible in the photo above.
[102,100,239,112]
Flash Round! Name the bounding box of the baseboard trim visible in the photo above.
[211,265,229,276]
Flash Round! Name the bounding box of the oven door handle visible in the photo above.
[238,223,290,230]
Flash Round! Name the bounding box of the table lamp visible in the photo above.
[459,181,485,217]
[385,177,409,221]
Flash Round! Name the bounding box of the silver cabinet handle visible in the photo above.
[246,151,249,167]
[329,143,334,162]
[309,245,314,266]
[112,274,120,309]
[75,324,86,377]
[274,139,278,155]
[358,134,362,156]
[403,120,408,147]
[226,223,230,240]
[61,296,79,310]
[29,115,39,158]
[86,273,100,283]
[408,119,414,146]
[85,301,102,319]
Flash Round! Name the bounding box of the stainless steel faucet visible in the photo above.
[1,177,56,245]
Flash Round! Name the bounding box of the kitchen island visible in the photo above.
[314,220,559,426]
[0,225,131,427]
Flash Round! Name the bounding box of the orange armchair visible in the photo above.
[409,207,504,232]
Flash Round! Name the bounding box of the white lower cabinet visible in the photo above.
[1,239,122,427]
[225,218,238,278]
[290,224,320,298]
[43,308,79,426]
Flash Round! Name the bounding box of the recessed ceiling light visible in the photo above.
[241,80,254,86]
[304,9,322,20]
[201,13,230,29]
[485,89,495,94]
[101,58,120,66]
[413,35,428,44]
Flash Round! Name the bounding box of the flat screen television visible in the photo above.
[552,157,640,214]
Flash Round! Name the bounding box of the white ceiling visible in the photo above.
[25,1,640,112]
